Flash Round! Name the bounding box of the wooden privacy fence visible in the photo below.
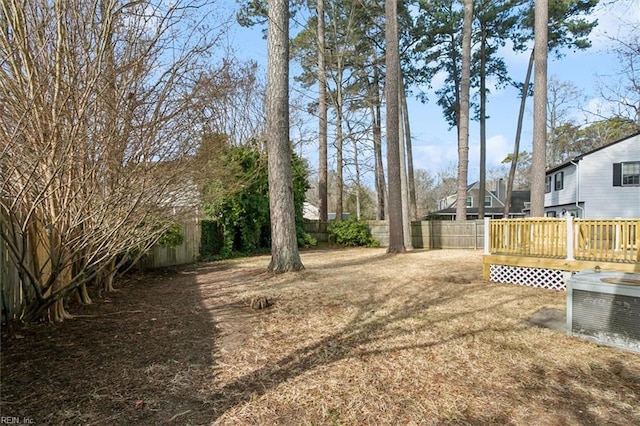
[1,220,201,322]
[138,220,201,269]
[1,228,25,322]
[303,219,485,249]
[418,220,484,249]
[303,220,329,243]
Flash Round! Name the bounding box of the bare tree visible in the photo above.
[597,21,640,126]
[324,2,360,222]
[546,76,582,167]
[266,0,304,272]
[455,0,473,221]
[370,63,386,220]
[195,59,266,146]
[530,0,548,217]
[413,169,436,218]
[0,0,222,322]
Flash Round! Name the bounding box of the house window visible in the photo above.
[484,196,492,207]
[554,172,564,190]
[623,161,640,185]
[545,176,552,193]
[466,196,473,208]
[546,211,556,217]
[613,162,640,186]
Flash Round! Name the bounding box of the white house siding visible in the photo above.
[545,164,578,216]
[576,135,640,218]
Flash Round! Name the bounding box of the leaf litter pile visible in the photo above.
[2,248,639,425]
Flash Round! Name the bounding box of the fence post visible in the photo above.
[636,220,640,261]
[566,215,574,261]
[473,220,477,250]
[429,220,433,250]
[483,217,490,255]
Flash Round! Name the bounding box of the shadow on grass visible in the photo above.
[204,279,516,421]
[203,256,639,424]
[2,253,638,425]
[0,266,218,425]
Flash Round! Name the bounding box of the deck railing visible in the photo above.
[485,217,640,263]
[575,219,639,262]
[488,218,567,258]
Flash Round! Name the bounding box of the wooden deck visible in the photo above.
[483,217,640,280]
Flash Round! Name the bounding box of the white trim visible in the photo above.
[622,161,640,186]
[566,215,574,261]
[483,218,490,255]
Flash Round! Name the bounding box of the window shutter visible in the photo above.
[612,163,622,186]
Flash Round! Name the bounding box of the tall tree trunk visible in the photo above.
[101,0,122,293]
[456,0,473,222]
[317,0,328,222]
[353,135,362,220]
[504,50,534,217]
[385,0,405,253]
[399,105,412,250]
[400,71,418,221]
[371,65,386,220]
[478,26,487,219]
[266,0,303,272]
[531,0,548,217]
[335,65,344,221]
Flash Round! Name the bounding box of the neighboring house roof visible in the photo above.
[433,207,521,217]
[433,180,530,218]
[439,181,503,210]
[546,131,640,174]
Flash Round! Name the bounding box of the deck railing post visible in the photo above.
[636,220,640,262]
[484,217,490,255]
[566,215,574,261]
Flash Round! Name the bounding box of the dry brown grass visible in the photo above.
[2,248,639,425]
[197,248,640,425]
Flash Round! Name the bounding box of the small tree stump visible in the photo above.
[249,296,272,310]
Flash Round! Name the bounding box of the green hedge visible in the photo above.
[328,219,379,247]
[200,146,314,259]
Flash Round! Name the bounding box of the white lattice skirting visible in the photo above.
[489,264,568,291]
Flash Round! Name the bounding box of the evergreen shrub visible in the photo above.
[328,219,379,247]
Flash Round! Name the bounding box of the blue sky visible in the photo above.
[226,1,639,183]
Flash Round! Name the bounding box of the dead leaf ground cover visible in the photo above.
[1,248,639,425]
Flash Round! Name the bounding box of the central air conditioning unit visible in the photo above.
[566,270,640,353]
